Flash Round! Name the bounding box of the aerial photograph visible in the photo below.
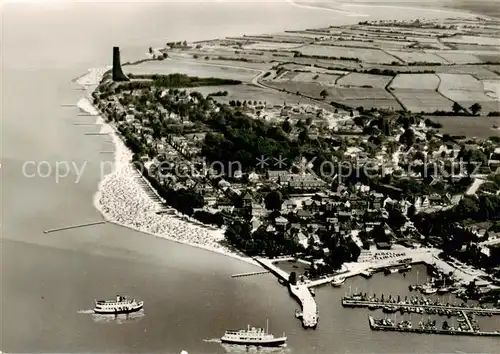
[1,0,500,353]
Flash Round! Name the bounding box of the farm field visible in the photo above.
[392,89,454,113]
[126,58,260,82]
[435,65,500,80]
[293,44,399,64]
[336,72,393,88]
[277,70,300,80]
[279,64,348,76]
[242,42,302,50]
[342,99,402,111]
[432,51,483,64]
[427,115,500,138]
[187,84,311,106]
[437,73,499,113]
[438,73,486,91]
[483,80,500,100]
[291,72,341,85]
[321,39,413,50]
[387,50,448,64]
[389,73,440,90]
[452,44,500,52]
[266,80,331,101]
[441,35,500,46]
[334,87,394,100]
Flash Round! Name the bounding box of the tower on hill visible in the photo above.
[112,46,129,82]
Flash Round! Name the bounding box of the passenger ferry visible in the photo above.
[94,295,144,315]
[220,321,286,347]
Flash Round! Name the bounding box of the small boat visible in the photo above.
[382,306,398,313]
[94,295,143,315]
[437,286,451,294]
[398,264,411,273]
[368,304,380,310]
[331,276,345,287]
[309,288,315,296]
[221,321,286,347]
[295,309,303,318]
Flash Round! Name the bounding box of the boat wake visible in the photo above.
[203,338,222,343]
[219,344,289,354]
[77,309,95,314]
[91,309,145,324]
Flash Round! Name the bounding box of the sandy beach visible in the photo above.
[76,68,259,267]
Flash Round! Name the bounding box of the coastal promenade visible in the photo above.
[254,257,318,328]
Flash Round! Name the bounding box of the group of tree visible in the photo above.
[452,102,482,116]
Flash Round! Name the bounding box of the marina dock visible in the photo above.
[254,257,318,328]
[342,296,500,315]
[368,316,500,337]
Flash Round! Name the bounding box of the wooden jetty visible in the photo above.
[43,221,106,234]
[231,271,270,278]
[342,297,500,315]
[368,316,500,337]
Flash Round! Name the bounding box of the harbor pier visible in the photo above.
[254,257,319,328]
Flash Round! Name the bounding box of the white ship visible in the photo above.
[94,295,143,315]
[221,321,286,347]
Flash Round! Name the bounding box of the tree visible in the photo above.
[298,128,308,143]
[264,191,283,210]
[470,103,482,116]
[282,119,292,134]
[320,89,328,99]
[452,102,462,114]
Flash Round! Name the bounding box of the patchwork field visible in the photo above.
[126,59,259,82]
[336,73,393,88]
[293,44,399,64]
[265,81,402,110]
[389,73,440,90]
[387,50,448,64]
[427,115,500,138]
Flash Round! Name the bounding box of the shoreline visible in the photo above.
[76,68,259,268]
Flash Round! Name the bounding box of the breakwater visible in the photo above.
[254,257,318,328]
